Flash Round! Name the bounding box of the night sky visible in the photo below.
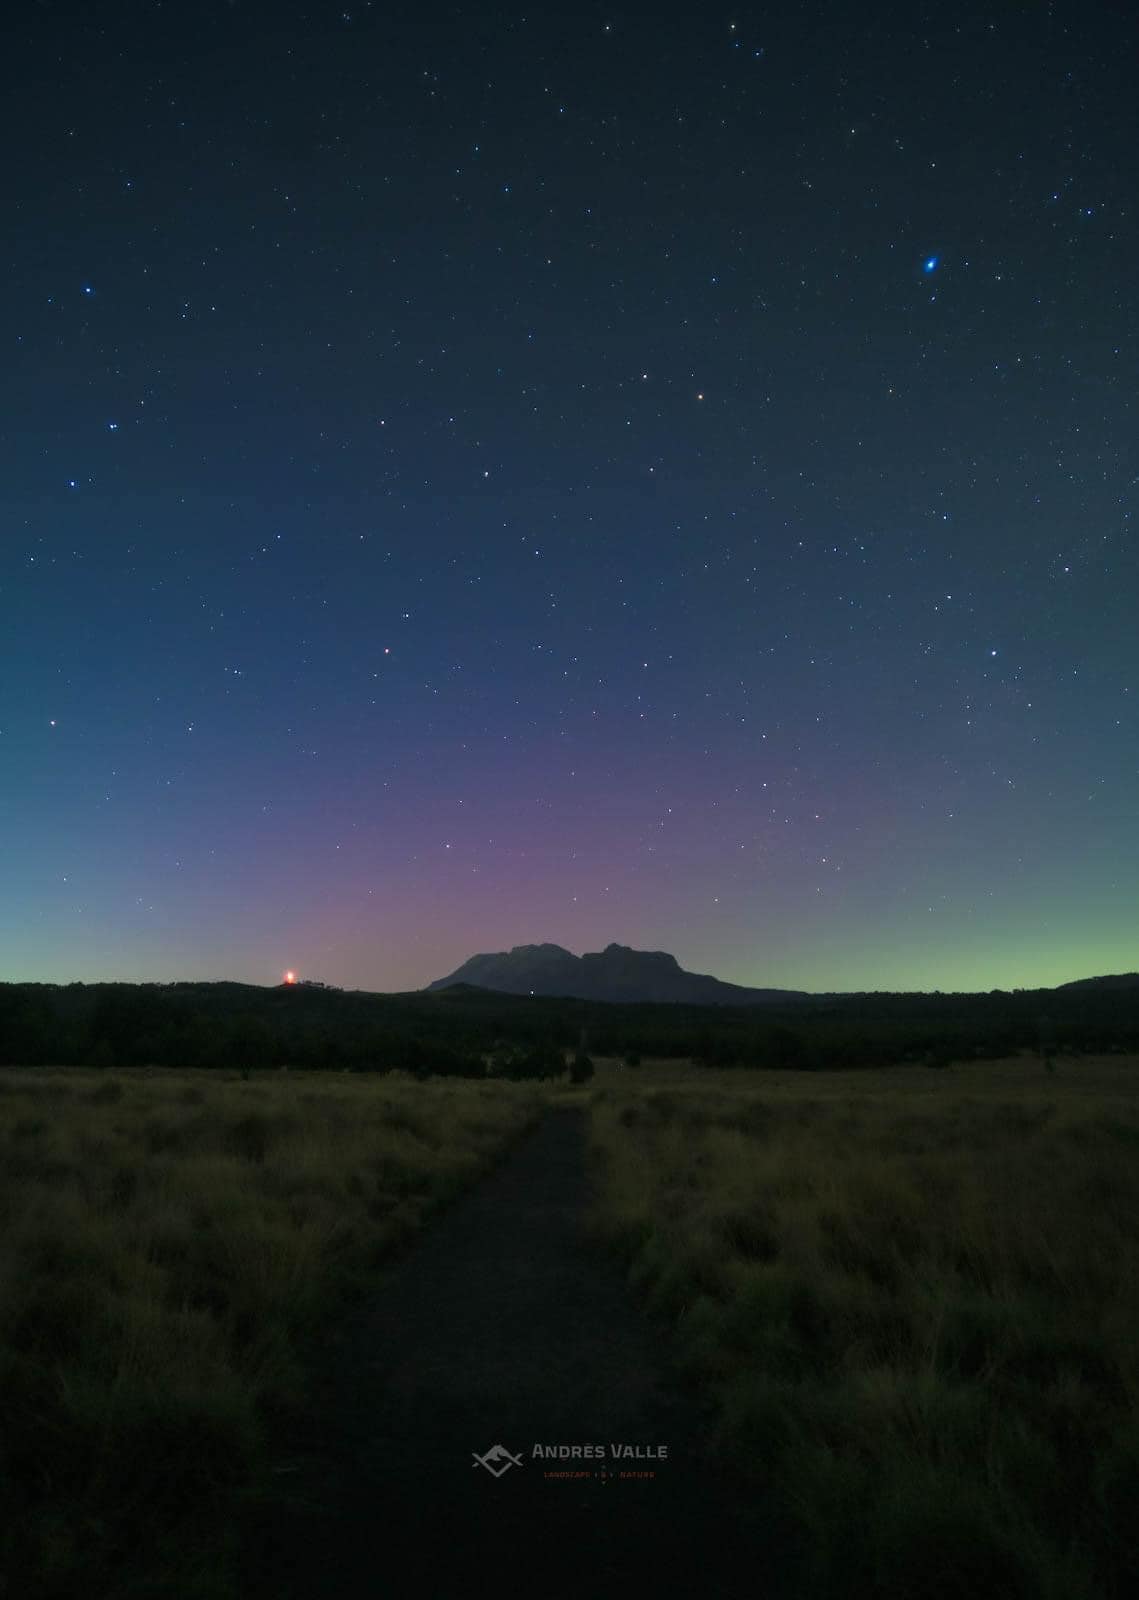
[4,1,1136,994]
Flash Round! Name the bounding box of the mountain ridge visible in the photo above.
[426,942,808,1006]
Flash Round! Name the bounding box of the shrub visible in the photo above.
[570,1052,595,1085]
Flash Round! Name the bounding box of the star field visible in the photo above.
[3,1,1136,992]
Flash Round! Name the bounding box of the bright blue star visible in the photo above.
[923,256,939,274]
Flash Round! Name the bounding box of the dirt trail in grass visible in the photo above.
[239,1106,761,1599]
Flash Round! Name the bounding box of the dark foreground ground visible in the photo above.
[239,1106,765,1599]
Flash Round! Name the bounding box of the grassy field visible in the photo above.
[0,1066,545,1600]
[583,1055,1139,1600]
[7,1054,1137,1599]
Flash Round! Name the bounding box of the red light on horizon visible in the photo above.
[284,970,297,985]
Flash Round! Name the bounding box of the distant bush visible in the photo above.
[491,1042,566,1081]
[747,1026,810,1072]
[410,1042,485,1079]
[570,1052,595,1084]
[1036,1014,1057,1061]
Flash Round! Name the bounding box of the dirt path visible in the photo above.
[239,1105,765,1599]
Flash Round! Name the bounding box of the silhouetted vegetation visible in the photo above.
[2,977,1138,1076]
[570,1051,595,1085]
[488,1038,568,1081]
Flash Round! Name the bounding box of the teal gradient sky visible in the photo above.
[2,2,1136,995]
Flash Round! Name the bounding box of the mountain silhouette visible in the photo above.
[426,943,806,1005]
[1053,972,1139,991]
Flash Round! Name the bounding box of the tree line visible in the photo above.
[1,978,1137,1077]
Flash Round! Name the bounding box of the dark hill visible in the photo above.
[1054,973,1139,991]
[427,942,806,1005]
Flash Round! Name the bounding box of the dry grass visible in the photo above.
[584,1056,1139,1600]
[0,1066,545,1600]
